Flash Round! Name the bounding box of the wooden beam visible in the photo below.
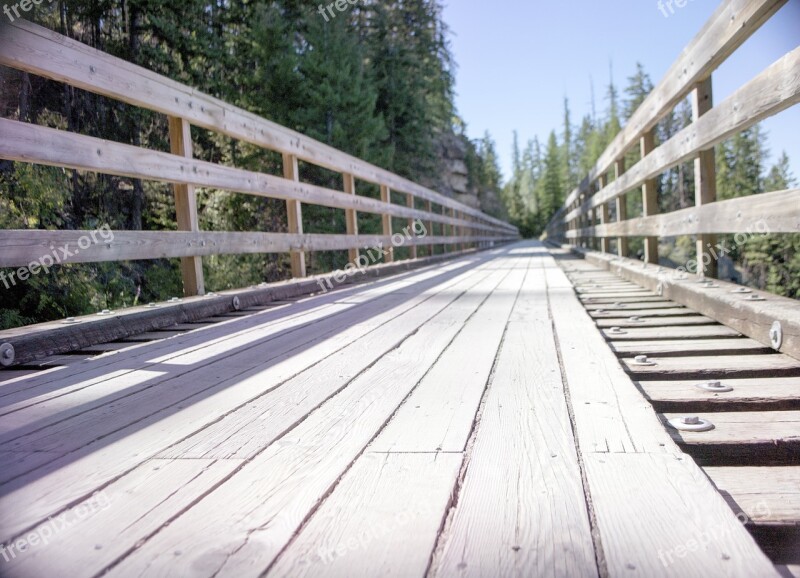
[615,159,628,258]
[380,185,394,263]
[425,201,434,257]
[282,153,306,278]
[565,188,800,238]
[641,129,658,264]
[167,117,204,297]
[406,194,417,259]
[693,76,718,278]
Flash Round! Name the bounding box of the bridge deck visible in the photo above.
[0,242,787,577]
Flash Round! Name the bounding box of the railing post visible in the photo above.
[598,175,608,253]
[380,185,394,263]
[425,200,434,256]
[406,193,418,259]
[641,130,659,264]
[693,76,718,278]
[615,159,628,258]
[167,116,204,296]
[344,173,359,263]
[282,153,306,278]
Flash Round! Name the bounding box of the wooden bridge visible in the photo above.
[0,1,799,576]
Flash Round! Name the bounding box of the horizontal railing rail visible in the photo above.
[545,0,799,278]
[0,20,518,296]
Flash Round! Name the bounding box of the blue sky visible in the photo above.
[442,0,800,184]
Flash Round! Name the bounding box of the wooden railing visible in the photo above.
[545,0,798,275]
[0,21,518,297]
[544,0,800,360]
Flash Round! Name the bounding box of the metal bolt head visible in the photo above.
[696,380,734,393]
[232,296,242,311]
[682,416,701,426]
[629,316,643,323]
[0,343,14,367]
[609,327,625,335]
[770,321,783,350]
[635,355,648,364]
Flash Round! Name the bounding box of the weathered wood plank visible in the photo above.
[705,466,800,524]
[600,325,742,341]
[432,273,597,577]
[0,458,237,578]
[640,377,800,412]
[545,255,674,453]
[590,307,693,319]
[584,453,779,577]
[623,354,800,379]
[106,265,506,577]
[610,338,772,358]
[596,315,718,328]
[0,257,496,541]
[269,453,462,578]
[370,267,525,453]
[663,410,800,465]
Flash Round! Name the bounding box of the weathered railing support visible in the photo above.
[344,173,359,263]
[692,76,718,278]
[168,116,205,296]
[615,159,628,258]
[282,153,307,278]
[641,129,658,264]
[380,185,394,263]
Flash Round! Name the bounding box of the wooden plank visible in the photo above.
[693,76,718,278]
[0,119,511,241]
[581,295,671,305]
[584,300,679,311]
[0,458,237,577]
[584,453,779,577]
[610,338,772,358]
[596,315,718,328]
[370,266,526,452]
[545,253,675,453]
[0,229,502,268]
[640,377,800,412]
[344,173,359,263]
[0,265,495,466]
[0,21,516,234]
[406,193,418,259]
[623,354,800,379]
[577,188,800,238]
[158,268,503,460]
[168,116,204,296]
[641,128,659,264]
[283,153,307,278]
[705,466,800,525]
[590,307,693,319]
[380,185,394,263]
[0,257,471,410]
[601,325,742,341]
[106,264,508,576]
[431,266,598,577]
[269,453,462,577]
[0,258,497,540]
[663,410,800,465]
